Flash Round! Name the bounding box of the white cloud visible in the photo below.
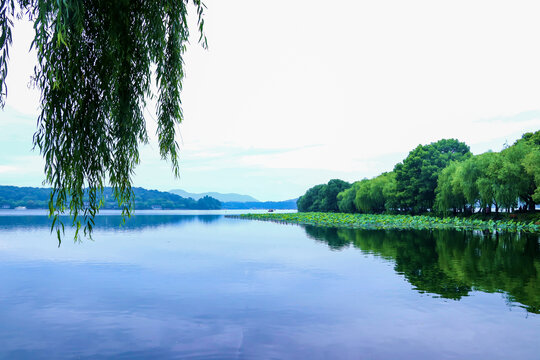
[0,165,18,174]
[2,0,540,199]
[2,20,40,116]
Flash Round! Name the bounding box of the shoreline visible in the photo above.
[232,212,540,233]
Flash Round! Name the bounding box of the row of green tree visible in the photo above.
[0,186,222,210]
[297,131,539,215]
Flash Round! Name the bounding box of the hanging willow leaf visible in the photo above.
[0,0,207,242]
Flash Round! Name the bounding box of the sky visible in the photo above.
[1,0,540,201]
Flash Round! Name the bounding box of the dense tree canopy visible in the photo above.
[302,132,538,217]
[509,131,540,208]
[0,0,206,238]
[394,139,471,213]
[434,161,467,215]
[434,131,540,214]
[337,182,360,213]
[337,172,396,214]
[297,179,351,212]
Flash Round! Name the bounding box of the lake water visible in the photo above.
[0,211,538,359]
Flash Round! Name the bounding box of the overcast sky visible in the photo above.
[1,0,540,201]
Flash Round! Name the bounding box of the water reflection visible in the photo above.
[0,214,221,231]
[0,215,538,359]
[304,226,540,313]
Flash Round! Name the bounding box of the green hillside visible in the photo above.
[0,186,221,210]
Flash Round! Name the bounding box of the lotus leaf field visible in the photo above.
[234,212,540,233]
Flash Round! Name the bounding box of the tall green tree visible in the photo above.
[297,179,351,213]
[453,157,480,210]
[523,150,540,204]
[434,161,467,215]
[522,131,540,205]
[0,0,207,239]
[508,131,540,210]
[354,172,395,214]
[475,152,500,213]
[337,181,360,213]
[297,184,324,212]
[498,141,531,211]
[320,179,351,212]
[394,139,471,213]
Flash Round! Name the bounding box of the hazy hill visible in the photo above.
[0,185,297,211]
[169,189,258,202]
[0,186,221,210]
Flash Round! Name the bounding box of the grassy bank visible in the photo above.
[233,212,540,233]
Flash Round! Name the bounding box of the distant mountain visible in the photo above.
[169,189,259,203]
[0,185,297,211]
[168,189,297,209]
[0,186,221,210]
[222,199,298,210]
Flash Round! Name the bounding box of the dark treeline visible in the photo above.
[0,186,222,210]
[298,131,539,215]
[0,185,299,211]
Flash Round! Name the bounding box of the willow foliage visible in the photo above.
[0,0,206,241]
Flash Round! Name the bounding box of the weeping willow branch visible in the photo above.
[0,0,207,243]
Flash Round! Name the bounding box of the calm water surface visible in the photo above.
[0,211,538,359]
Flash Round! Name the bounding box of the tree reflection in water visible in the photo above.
[0,214,222,232]
[303,226,540,313]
